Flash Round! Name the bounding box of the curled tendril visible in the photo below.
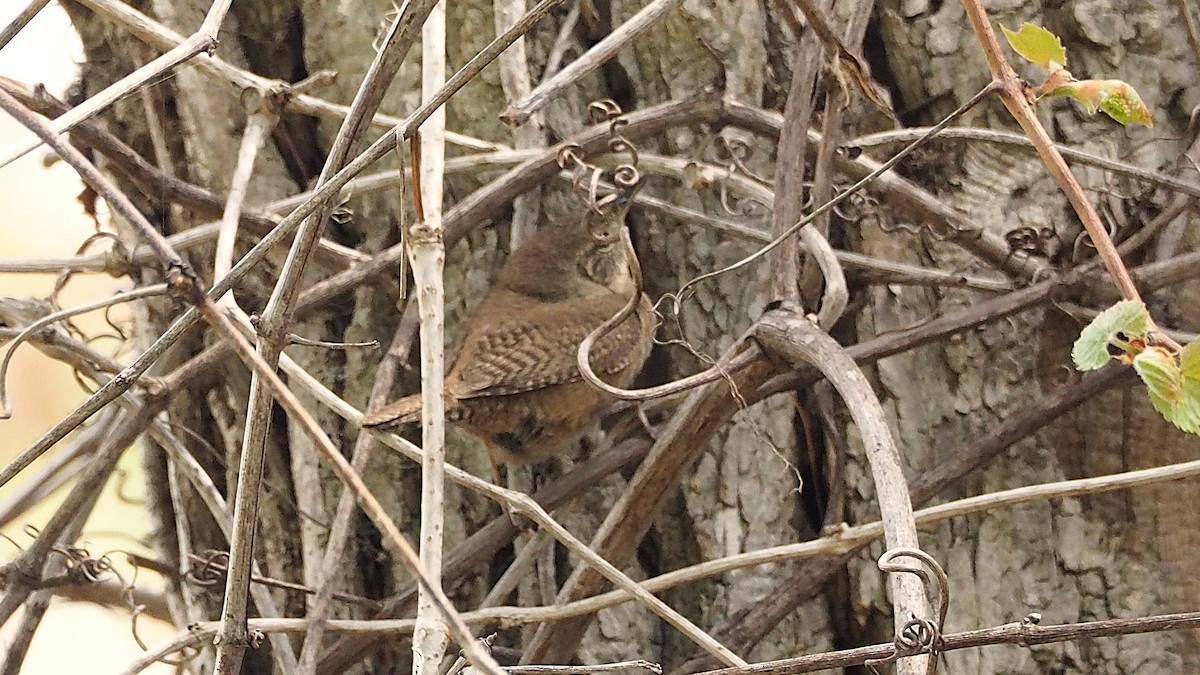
[608,122,638,168]
[53,231,129,308]
[557,101,645,218]
[186,550,229,586]
[926,220,966,241]
[833,189,878,221]
[556,143,586,172]
[0,531,22,552]
[49,545,115,584]
[586,99,641,182]
[712,133,749,163]
[1071,229,1097,263]
[864,548,949,674]
[718,165,767,217]
[587,98,623,124]
[714,132,770,186]
[71,365,99,396]
[1004,225,1059,261]
[102,302,129,342]
[557,144,604,211]
[613,163,641,189]
[877,216,923,236]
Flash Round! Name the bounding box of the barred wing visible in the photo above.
[449,294,651,398]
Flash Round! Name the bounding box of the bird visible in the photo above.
[362,199,656,466]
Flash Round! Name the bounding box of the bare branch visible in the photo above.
[0,284,167,418]
[412,2,452,672]
[849,126,1200,199]
[0,0,232,167]
[0,0,51,51]
[754,309,930,673]
[501,0,683,126]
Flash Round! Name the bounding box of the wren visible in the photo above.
[362,202,656,465]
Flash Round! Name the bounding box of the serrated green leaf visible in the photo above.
[1170,387,1200,434]
[1050,79,1154,127]
[1134,345,1200,435]
[1181,340,1200,378]
[1071,300,1149,371]
[1134,346,1182,405]
[1173,341,1200,433]
[1001,23,1067,71]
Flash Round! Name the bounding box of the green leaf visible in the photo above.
[1097,81,1154,127]
[1181,340,1200,379]
[1071,300,1149,371]
[1001,23,1067,71]
[1135,344,1200,434]
[1134,346,1182,411]
[1172,340,1200,433]
[1050,79,1154,127]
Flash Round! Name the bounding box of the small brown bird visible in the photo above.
[362,201,656,465]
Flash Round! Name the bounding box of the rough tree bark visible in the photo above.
[55,0,1200,673]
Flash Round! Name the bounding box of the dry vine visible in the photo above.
[2,1,1199,675]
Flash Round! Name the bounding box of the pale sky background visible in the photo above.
[1,4,174,672]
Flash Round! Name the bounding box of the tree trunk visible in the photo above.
[56,0,1200,672]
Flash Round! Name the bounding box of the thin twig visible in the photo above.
[314,236,1200,672]
[315,438,653,672]
[507,662,663,674]
[849,126,1200,199]
[721,100,1048,280]
[520,340,773,664]
[275,354,749,668]
[212,0,442,668]
[128,552,382,611]
[0,284,168,417]
[8,322,297,670]
[412,2,451,673]
[71,0,503,151]
[145,406,300,672]
[958,0,1145,308]
[403,0,568,139]
[675,83,1000,305]
[0,0,233,168]
[0,88,191,277]
[294,251,412,671]
[392,446,1200,630]
[0,472,95,675]
[591,175,1011,291]
[501,0,684,127]
[771,15,823,311]
[0,0,51,51]
[201,306,503,675]
[213,103,276,307]
[494,0,549,244]
[125,606,1200,675]
[479,529,554,609]
[0,411,111,530]
[803,0,876,321]
[695,609,1200,675]
[0,407,151,627]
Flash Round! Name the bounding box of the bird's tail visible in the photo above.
[361,394,423,428]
